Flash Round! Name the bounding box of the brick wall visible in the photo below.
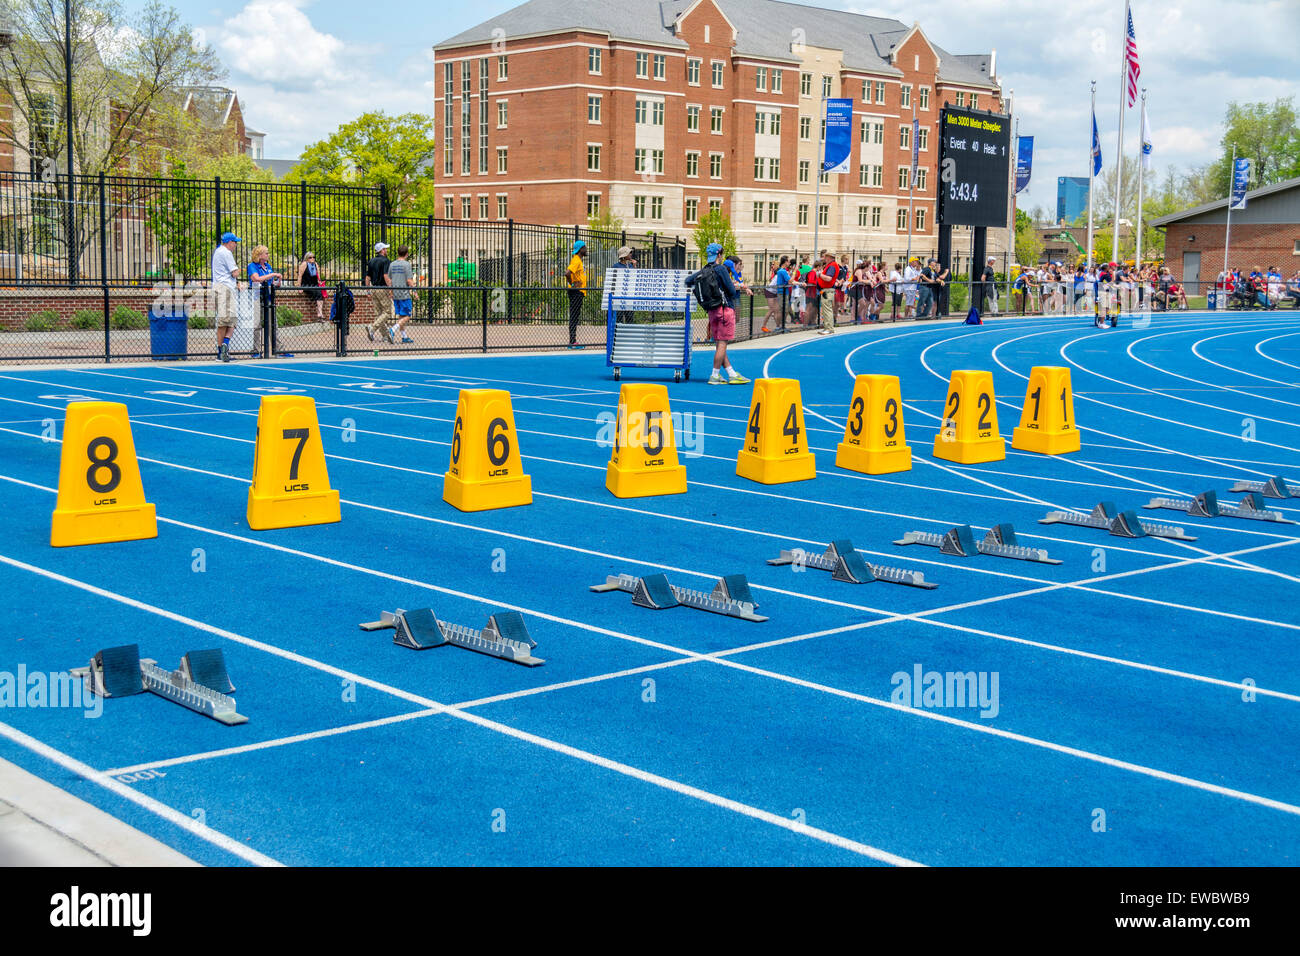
[1166,222,1300,287]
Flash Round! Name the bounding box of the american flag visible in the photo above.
[1124,3,1141,107]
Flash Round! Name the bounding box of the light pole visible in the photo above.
[63,0,75,284]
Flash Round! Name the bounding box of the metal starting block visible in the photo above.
[1039,501,1196,541]
[590,572,767,622]
[1231,476,1300,499]
[360,608,543,665]
[71,645,247,725]
[1144,489,1292,524]
[767,539,936,589]
[894,523,1061,565]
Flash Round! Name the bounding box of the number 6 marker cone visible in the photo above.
[443,389,532,512]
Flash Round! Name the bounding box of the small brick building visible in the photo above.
[1151,175,1300,293]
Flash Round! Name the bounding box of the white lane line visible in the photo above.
[0,719,282,866]
[0,554,917,867]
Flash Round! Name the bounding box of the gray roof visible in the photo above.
[1150,175,1300,227]
[253,158,299,179]
[437,0,999,89]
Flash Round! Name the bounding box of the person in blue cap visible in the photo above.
[685,241,749,385]
[565,239,588,347]
[211,231,240,362]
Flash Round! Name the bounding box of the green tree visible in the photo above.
[189,152,278,183]
[144,161,208,280]
[1199,98,1300,197]
[692,208,737,262]
[290,111,437,216]
[1013,208,1042,267]
[586,208,625,235]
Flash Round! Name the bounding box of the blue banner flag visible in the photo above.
[822,98,854,174]
[1230,158,1251,210]
[1015,136,1034,193]
[1091,113,1102,176]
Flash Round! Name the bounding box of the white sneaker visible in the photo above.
[727,370,750,385]
[708,372,726,385]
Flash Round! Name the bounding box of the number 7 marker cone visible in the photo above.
[50,402,156,547]
[247,396,341,530]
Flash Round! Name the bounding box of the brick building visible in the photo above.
[434,0,1006,266]
[1151,176,1300,293]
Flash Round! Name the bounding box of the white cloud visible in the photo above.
[218,0,345,90]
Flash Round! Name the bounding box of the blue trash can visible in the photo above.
[148,306,188,361]
[1207,290,1217,311]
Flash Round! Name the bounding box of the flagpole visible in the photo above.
[1223,143,1236,280]
[1112,1,1129,263]
[906,91,916,263]
[1010,107,1018,275]
[813,96,824,260]
[1136,88,1146,267]
[1087,81,1096,271]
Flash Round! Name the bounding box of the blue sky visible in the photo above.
[169,0,1297,215]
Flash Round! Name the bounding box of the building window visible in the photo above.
[588,95,601,123]
[498,55,507,80]
[587,145,601,171]
[768,202,779,224]
[915,167,927,191]
[710,107,723,133]
[919,86,930,110]
[479,195,489,219]
[820,119,826,142]
[917,127,929,151]
[685,198,699,224]
[462,196,473,218]
[634,148,647,173]
[818,204,828,226]
[897,207,908,230]
[859,164,869,187]
[871,164,882,187]
[687,58,700,85]
[651,197,663,220]
[798,159,809,184]
[821,75,832,97]
[858,205,869,227]
[461,62,471,173]
[497,147,507,173]
[635,100,647,124]
[916,208,926,231]
[497,195,508,218]
[754,156,764,180]
[752,201,763,224]
[769,111,781,135]
[970,94,979,109]
[797,203,809,226]
[770,158,780,180]
[586,192,601,217]
[634,196,646,218]
[873,122,883,145]
[756,67,767,91]
[871,206,882,228]
[686,105,700,132]
[900,124,911,149]
[709,153,722,178]
[711,61,724,87]
[800,72,811,97]
[444,197,454,218]
[653,149,664,174]
[635,52,648,78]
[755,112,766,136]
[955,91,965,107]
[686,152,699,177]
[653,101,664,125]
[799,116,811,141]
[686,252,700,270]
[901,85,911,108]
[860,119,870,143]
[588,48,602,74]
[709,198,722,212]
[443,64,454,176]
[772,70,782,93]
[819,169,829,184]
[898,166,910,189]
[653,54,666,80]
[875,81,886,104]
[497,101,508,128]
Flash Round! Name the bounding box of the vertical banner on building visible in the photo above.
[822,98,854,173]
[911,117,920,179]
[1015,136,1034,193]
[1229,158,1251,210]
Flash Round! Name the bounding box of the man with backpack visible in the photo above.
[686,241,749,385]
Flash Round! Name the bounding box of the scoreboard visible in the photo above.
[937,107,1012,228]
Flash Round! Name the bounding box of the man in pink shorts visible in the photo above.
[687,242,750,385]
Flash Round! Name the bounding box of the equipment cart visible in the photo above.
[602,268,695,382]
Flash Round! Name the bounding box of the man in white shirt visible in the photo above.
[211,232,240,362]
